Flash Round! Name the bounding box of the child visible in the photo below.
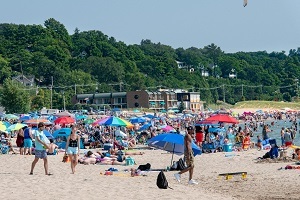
[47,139,58,155]
[255,135,262,150]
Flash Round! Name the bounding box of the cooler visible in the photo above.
[223,143,233,152]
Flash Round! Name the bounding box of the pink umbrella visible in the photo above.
[161,125,176,132]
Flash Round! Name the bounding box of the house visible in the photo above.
[12,75,35,87]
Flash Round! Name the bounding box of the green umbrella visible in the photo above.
[84,119,95,124]
[5,114,19,120]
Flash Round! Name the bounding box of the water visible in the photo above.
[241,120,300,146]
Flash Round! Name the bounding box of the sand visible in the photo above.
[1,147,300,200]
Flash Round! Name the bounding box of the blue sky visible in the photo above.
[1,0,300,53]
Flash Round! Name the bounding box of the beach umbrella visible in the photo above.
[194,120,218,126]
[139,123,152,131]
[54,117,75,125]
[148,133,201,165]
[75,114,87,121]
[32,127,54,139]
[0,124,7,132]
[20,115,31,121]
[130,117,146,124]
[93,116,133,127]
[161,125,176,132]
[205,114,238,124]
[5,114,19,120]
[24,118,52,125]
[84,118,95,124]
[7,123,27,131]
[0,121,10,128]
[115,130,127,138]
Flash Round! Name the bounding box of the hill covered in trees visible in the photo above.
[0,18,300,112]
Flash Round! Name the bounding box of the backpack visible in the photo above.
[177,158,186,171]
[156,171,172,189]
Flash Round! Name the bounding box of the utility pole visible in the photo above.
[50,76,53,109]
[223,84,225,103]
[62,90,66,111]
[75,84,77,95]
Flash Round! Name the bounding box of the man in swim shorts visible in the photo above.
[174,126,198,185]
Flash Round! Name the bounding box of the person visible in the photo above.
[65,125,81,174]
[283,129,293,147]
[16,127,25,155]
[195,126,204,147]
[47,139,58,155]
[280,127,285,146]
[262,125,271,140]
[23,127,33,155]
[174,126,198,185]
[29,122,52,175]
[255,135,262,150]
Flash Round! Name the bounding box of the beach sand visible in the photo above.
[1,147,300,200]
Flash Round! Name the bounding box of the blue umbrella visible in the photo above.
[143,114,157,119]
[20,115,31,121]
[130,117,146,124]
[32,128,54,139]
[148,133,201,166]
[139,123,152,131]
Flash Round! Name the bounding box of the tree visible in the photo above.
[178,99,185,113]
[0,78,31,113]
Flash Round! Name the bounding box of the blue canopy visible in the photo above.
[52,128,83,149]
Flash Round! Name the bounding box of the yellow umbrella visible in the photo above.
[0,124,6,132]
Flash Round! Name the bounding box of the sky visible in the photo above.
[1,0,300,53]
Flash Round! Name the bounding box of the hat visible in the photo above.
[38,122,45,127]
[187,126,194,131]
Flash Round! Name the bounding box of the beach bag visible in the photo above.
[170,161,178,171]
[156,171,172,189]
[62,154,70,163]
[177,158,186,171]
[138,163,151,171]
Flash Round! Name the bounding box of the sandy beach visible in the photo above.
[1,147,300,200]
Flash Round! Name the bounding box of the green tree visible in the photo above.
[0,78,31,113]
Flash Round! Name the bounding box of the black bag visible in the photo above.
[156,171,172,189]
[138,163,151,171]
[177,158,186,171]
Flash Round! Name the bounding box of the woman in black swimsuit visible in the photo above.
[65,125,81,174]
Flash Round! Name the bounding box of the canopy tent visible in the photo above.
[52,128,83,149]
[54,111,75,118]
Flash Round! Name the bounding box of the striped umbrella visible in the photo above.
[93,116,133,127]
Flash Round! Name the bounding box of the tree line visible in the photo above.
[0,18,300,113]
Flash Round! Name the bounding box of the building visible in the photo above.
[72,92,127,109]
[12,75,35,87]
[73,90,204,111]
[177,92,204,111]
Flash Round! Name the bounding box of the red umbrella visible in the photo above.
[205,114,238,124]
[54,117,75,125]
